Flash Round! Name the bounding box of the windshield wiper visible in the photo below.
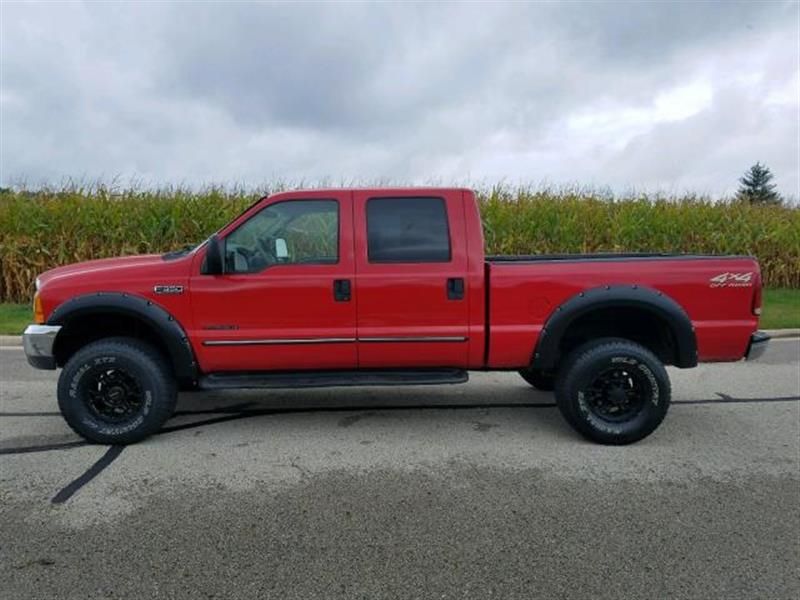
[162,244,196,261]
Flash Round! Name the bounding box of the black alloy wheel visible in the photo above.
[84,367,145,423]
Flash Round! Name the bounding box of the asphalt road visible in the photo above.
[1,340,799,599]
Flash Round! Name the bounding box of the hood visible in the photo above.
[38,254,169,287]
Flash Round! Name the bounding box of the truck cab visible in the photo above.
[190,188,484,372]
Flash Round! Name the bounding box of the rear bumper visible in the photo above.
[745,331,770,361]
[22,324,61,370]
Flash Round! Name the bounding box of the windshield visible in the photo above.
[161,195,268,261]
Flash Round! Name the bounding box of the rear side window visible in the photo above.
[366,197,451,263]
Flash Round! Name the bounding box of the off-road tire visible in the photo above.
[518,368,556,391]
[57,337,177,444]
[554,338,670,445]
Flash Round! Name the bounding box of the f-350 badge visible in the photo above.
[153,284,184,295]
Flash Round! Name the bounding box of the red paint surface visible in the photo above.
[36,188,762,373]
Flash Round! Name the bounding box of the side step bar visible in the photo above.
[198,369,469,390]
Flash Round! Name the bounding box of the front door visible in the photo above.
[353,190,470,368]
[190,190,357,372]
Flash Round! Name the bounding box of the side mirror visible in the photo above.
[202,234,224,275]
[275,238,289,261]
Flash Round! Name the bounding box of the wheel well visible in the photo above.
[557,306,679,366]
[53,313,173,374]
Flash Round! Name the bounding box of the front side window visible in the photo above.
[225,200,338,273]
[366,197,451,263]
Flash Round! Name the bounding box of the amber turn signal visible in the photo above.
[33,292,45,324]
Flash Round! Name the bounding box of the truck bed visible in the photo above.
[484,254,760,368]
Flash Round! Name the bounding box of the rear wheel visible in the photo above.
[518,367,556,391]
[554,338,670,444]
[57,337,177,444]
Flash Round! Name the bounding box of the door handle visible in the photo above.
[447,277,465,300]
[334,279,351,302]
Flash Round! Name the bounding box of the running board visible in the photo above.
[198,369,469,390]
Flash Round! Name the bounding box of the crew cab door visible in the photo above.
[189,190,357,372]
[353,191,470,367]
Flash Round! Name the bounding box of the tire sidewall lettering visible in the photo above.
[637,362,660,406]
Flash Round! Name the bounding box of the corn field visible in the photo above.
[1,184,798,303]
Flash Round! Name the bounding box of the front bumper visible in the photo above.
[22,324,61,370]
[745,331,770,361]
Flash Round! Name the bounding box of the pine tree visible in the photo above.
[737,163,781,205]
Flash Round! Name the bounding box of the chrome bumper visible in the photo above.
[22,324,61,370]
[745,331,770,361]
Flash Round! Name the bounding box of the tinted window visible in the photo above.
[366,197,451,263]
[225,200,338,273]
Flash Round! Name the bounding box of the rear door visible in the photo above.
[353,190,470,368]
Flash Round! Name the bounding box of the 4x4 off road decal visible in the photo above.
[709,272,754,288]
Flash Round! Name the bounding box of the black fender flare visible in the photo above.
[531,285,697,369]
[48,292,197,385]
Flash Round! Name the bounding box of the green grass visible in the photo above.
[0,303,31,335]
[761,289,800,329]
[0,289,796,335]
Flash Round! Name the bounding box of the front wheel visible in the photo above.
[57,337,177,444]
[555,338,671,445]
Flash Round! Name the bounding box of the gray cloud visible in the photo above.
[1,1,797,197]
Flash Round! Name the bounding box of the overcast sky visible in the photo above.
[1,1,798,197]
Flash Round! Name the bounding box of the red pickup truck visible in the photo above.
[24,188,768,445]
